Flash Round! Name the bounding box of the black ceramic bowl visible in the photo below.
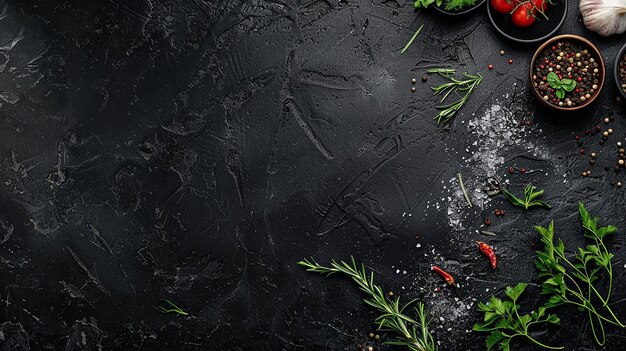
[431,0,486,16]
[487,0,567,43]
[614,42,626,99]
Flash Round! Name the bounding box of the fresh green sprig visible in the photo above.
[473,283,563,350]
[158,299,188,316]
[413,0,477,10]
[502,184,551,210]
[401,24,424,55]
[298,257,437,351]
[546,72,576,99]
[534,203,624,346]
[428,68,482,125]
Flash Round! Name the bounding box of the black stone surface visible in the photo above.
[0,1,625,350]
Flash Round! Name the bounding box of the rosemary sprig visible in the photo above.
[534,203,625,346]
[158,300,189,316]
[401,24,424,55]
[298,257,437,351]
[502,184,551,210]
[458,172,472,208]
[428,68,482,124]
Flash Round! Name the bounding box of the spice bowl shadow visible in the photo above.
[614,42,626,100]
[529,34,605,112]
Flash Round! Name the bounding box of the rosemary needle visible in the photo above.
[401,24,424,55]
[458,172,472,208]
[480,231,497,237]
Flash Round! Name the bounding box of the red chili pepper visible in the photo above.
[431,266,455,285]
[477,241,497,269]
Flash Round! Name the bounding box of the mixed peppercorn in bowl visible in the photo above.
[530,34,605,111]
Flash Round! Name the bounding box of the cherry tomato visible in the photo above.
[511,3,536,27]
[490,0,516,13]
[531,0,547,12]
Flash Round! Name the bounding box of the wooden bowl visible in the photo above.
[529,34,605,111]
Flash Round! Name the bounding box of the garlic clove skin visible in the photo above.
[580,0,626,36]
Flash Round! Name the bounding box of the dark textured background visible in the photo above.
[0,0,625,350]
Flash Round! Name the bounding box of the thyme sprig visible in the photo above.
[428,68,482,124]
[298,257,437,351]
[502,184,551,209]
[473,283,563,350]
[534,203,625,346]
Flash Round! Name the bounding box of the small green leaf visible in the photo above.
[547,71,561,87]
[556,88,565,99]
[546,314,561,325]
[561,78,576,92]
[486,331,505,350]
[505,283,527,301]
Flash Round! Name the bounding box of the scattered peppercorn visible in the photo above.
[590,159,596,165]
[388,291,394,297]
[508,59,513,64]
[618,182,623,187]
[603,131,609,137]
[374,335,380,340]
[484,217,492,226]
[609,128,614,134]
[579,149,585,155]
[605,117,610,123]
[499,50,505,55]
[618,142,623,147]
[520,168,527,174]
[411,87,416,92]
[591,152,597,158]
[369,333,374,338]
[422,75,428,82]
[488,64,494,70]
[411,78,417,84]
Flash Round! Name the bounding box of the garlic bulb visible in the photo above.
[579,0,626,36]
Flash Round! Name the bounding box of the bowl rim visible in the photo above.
[613,42,626,99]
[529,34,606,112]
[431,0,486,16]
[487,0,568,44]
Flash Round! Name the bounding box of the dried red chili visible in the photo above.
[477,241,497,269]
[431,266,455,285]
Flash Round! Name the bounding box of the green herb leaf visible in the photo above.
[474,283,563,350]
[547,72,561,87]
[502,184,551,210]
[533,205,625,346]
[555,88,565,99]
[561,78,576,92]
